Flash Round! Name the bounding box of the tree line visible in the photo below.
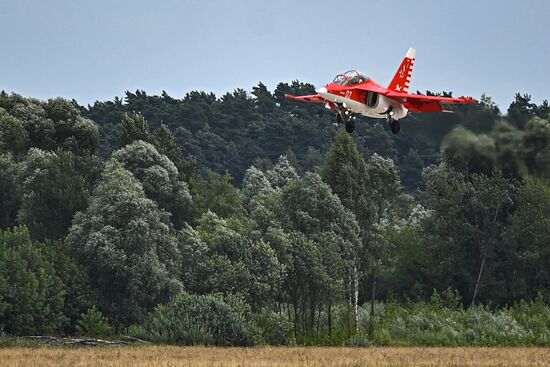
[0,87,549,345]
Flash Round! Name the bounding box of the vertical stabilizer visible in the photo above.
[388,48,416,93]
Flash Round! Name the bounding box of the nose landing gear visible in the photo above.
[336,110,355,134]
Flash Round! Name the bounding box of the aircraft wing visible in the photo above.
[285,94,326,103]
[385,91,476,113]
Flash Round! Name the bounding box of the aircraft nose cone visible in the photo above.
[317,87,327,94]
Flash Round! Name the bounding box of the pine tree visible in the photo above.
[320,130,370,333]
[118,112,151,147]
[320,130,371,226]
[154,124,195,181]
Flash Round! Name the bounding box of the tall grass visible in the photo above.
[360,294,550,347]
[1,347,550,367]
[127,291,550,347]
[253,292,550,347]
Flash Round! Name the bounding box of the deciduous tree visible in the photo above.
[67,161,182,325]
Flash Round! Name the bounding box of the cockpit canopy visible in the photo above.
[332,70,368,86]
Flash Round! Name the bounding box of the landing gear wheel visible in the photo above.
[345,119,355,134]
[390,120,400,134]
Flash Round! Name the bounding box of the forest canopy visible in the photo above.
[0,86,549,346]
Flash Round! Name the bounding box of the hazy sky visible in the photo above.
[1,0,549,109]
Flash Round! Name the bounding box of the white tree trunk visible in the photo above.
[353,264,359,332]
[471,255,486,307]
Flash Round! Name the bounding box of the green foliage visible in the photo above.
[242,165,273,199]
[442,115,550,179]
[320,129,370,223]
[17,149,90,240]
[0,153,21,229]
[0,226,66,335]
[371,300,550,346]
[118,112,151,147]
[2,86,550,347]
[421,165,517,305]
[0,233,87,336]
[365,152,402,224]
[505,177,550,300]
[44,97,80,123]
[0,107,27,157]
[344,334,372,347]
[110,140,193,228]
[0,93,98,156]
[276,173,361,336]
[521,117,550,177]
[5,96,55,151]
[506,93,548,128]
[194,211,283,310]
[400,148,425,191]
[130,292,257,346]
[81,86,336,183]
[382,225,430,300]
[42,239,92,334]
[45,98,99,156]
[67,161,182,326]
[175,223,208,292]
[154,124,195,181]
[442,126,497,174]
[266,155,299,189]
[491,120,525,178]
[254,309,295,345]
[76,306,112,337]
[191,170,245,219]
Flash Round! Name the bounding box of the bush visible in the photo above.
[130,292,257,346]
[508,294,550,345]
[344,334,371,347]
[254,310,294,345]
[76,306,112,337]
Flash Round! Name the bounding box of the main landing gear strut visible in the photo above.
[386,107,400,134]
[336,111,355,134]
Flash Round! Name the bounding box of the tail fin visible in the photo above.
[388,48,416,93]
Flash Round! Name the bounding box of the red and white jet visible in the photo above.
[285,48,476,134]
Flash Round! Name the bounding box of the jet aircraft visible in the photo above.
[285,48,476,134]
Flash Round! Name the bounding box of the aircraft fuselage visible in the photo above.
[317,84,408,120]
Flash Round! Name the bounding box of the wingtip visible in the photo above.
[406,47,416,59]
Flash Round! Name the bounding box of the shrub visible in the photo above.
[130,292,257,346]
[254,309,294,345]
[344,334,371,347]
[508,294,550,345]
[375,302,541,347]
[76,306,112,337]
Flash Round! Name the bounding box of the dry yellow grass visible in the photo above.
[1,346,549,367]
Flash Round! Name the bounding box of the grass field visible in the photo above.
[1,347,550,367]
